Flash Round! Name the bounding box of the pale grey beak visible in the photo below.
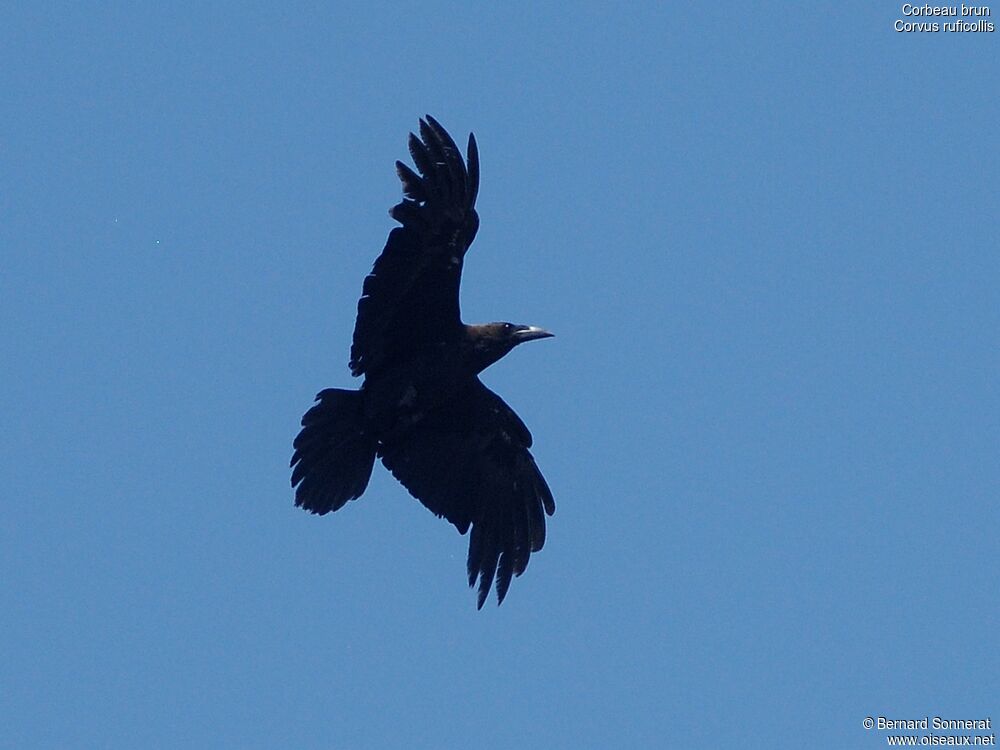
[512,325,555,343]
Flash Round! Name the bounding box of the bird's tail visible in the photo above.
[290,388,377,514]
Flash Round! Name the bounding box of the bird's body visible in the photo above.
[291,117,554,608]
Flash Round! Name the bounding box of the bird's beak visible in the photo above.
[513,325,555,343]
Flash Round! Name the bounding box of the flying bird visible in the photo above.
[291,116,555,608]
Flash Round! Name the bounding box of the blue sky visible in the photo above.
[2,3,997,748]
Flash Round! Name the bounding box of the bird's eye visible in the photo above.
[503,323,514,332]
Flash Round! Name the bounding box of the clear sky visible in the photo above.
[2,3,997,748]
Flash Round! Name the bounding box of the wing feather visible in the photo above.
[379,379,555,608]
[350,118,480,377]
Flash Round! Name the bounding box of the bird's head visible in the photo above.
[465,322,554,373]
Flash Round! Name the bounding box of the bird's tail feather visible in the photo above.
[291,388,377,514]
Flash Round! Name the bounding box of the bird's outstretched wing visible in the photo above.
[379,378,555,608]
[349,116,480,378]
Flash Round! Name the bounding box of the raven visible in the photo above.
[291,116,555,608]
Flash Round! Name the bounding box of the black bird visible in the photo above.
[291,116,555,608]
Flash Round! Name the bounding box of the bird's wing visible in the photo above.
[349,116,480,377]
[379,378,555,608]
